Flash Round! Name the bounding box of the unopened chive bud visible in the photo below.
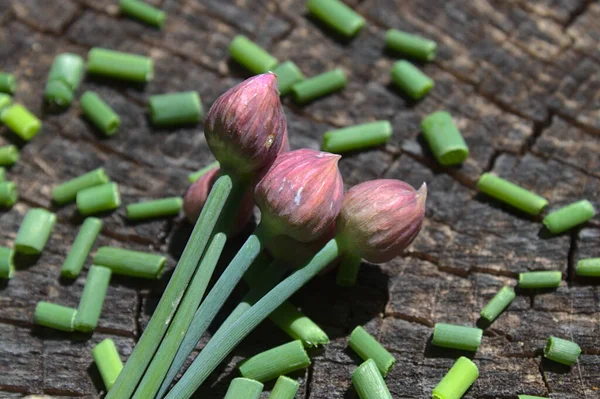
[15,208,56,255]
[269,376,299,399]
[120,0,166,28]
[351,359,392,399]
[61,217,103,278]
[432,357,478,399]
[0,104,42,141]
[518,271,562,289]
[391,60,434,100]
[576,258,600,277]
[149,91,202,127]
[543,336,581,366]
[306,0,365,38]
[74,265,112,332]
[322,121,392,154]
[542,200,595,234]
[272,61,304,96]
[0,144,18,166]
[421,111,468,166]
[224,377,263,399]
[0,73,16,94]
[238,340,311,382]
[93,338,124,391]
[0,246,15,279]
[53,168,110,205]
[94,246,166,279]
[76,182,121,215]
[80,91,121,136]
[87,48,153,83]
[34,301,77,332]
[0,181,17,207]
[349,326,395,376]
[477,173,548,216]
[432,323,483,351]
[291,68,346,104]
[479,286,515,323]
[385,29,437,61]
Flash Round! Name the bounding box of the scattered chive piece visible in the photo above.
[87,48,153,82]
[543,336,581,366]
[45,80,74,109]
[74,265,112,332]
[0,181,18,207]
[53,168,110,205]
[479,286,515,323]
[518,271,562,289]
[229,35,279,75]
[385,29,437,61]
[576,258,600,277]
[0,167,5,181]
[239,340,311,382]
[15,208,56,255]
[224,378,263,399]
[0,246,15,279]
[352,359,392,399]
[0,104,42,141]
[477,173,548,216]
[80,91,121,136]
[432,356,478,399]
[126,197,183,220]
[93,338,124,391]
[323,121,391,155]
[0,73,16,94]
[306,0,365,38]
[291,68,347,104]
[76,182,121,215]
[120,0,166,28]
[0,145,19,166]
[94,246,166,279]
[432,323,483,351]
[34,301,77,332]
[391,60,434,100]
[45,53,85,108]
[272,61,305,96]
[61,217,103,278]
[269,301,330,348]
[148,91,202,127]
[269,376,299,399]
[542,200,596,234]
[421,111,469,166]
[0,93,12,112]
[518,396,548,399]
[349,326,395,376]
[188,160,220,183]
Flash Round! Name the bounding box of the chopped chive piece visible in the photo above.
[349,326,395,377]
[87,48,153,82]
[0,104,42,141]
[0,181,18,207]
[421,111,469,166]
[94,246,166,279]
[224,378,263,399]
[120,0,166,28]
[385,29,437,61]
[0,246,15,279]
[80,91,121,136]
[270,301,330,347]
[477,173,548,216]
[352,359,392,399]
[45,80,74,109]
[74,265,112,332]
[53,168,110,205]
[307,0,365,38]
[76,182,121,215]
[432,323,483,351]
[93,338,124,391]
[479,286,515,323]
[0,73,16,94]
[45,53,85,108]
[148,91,202,126]
[543,336,581,366]
[291,68,347,104]
[0,167,5,181]
[0,145,19,166]
[542,200,596,234]
[391,60,434,100]
[34,301,77,332]
[323,121,392,154]
[126,197,183,220]
[272,61,304,96]
[229,35,278,75]
[576,258,600,277]
[239,340,311,382]
[15,208,56,255]
[269,376,299,399]
[518,396,548,399]
[0,93,12,113]
[61,217,103,278]
[432,357,478,399]
[188,160,220,183]
[518,271,562,289]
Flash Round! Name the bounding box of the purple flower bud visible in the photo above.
[205,73,287,176]
[336,179,426,263]
[255,149,344,242]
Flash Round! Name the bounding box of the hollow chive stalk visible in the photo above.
[385,29,437,61]
[0,167,5,181]
[432,356,478,399]
[291,68,347,104]
[15,208,56,255]
[53,168,110,205]
[577,258,600,277]
[0,181,17,207]
[0,104,42,141]
[323,121,392,154]
[352,359,392,399]
[542,200,595,234]
[479,286,515,323]
[74,265,112,332]
[93,339,124,391]
[432,323,483,351]
[272,61,304,96]
[229,35,279,75]
[269,376,299,399]
[80,91,121,136]
[76,182,121,215]
[306,0,365,38]
[477,173,548,216]
[391,60,434,100]
[224,377,263,399]
[518,271,562,289]
[0,145,19,166]
[349,326,395,377]
[543,336,581,366]
[94,247,165,279]
[148,91,202,127]
[239,340,311,382]
[120,0,166,28]
[126,197,183,220]
[45,53,84,108]
[336,252,362,286]
[421,111,468,166]
[87,48,153,83]
[61,217,103,278]
[0,73,16,94]
[188,160,219,183]
[0,246,15,279]
[34,301,77,332]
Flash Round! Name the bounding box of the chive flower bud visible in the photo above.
[337,179,426,263]
[205,73,287,176]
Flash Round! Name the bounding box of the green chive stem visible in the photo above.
[544,336,581,366]
[80,91,121,136]
[385,29,437,61]
[323,121,392,154]
[239,340,311,382]
[0,93,12,112]
[188,160,220,183]
[0,145,19,166]
[269,376,299,399]
[421,111,469,166]
[87,48,153,83]
[306,0,365,38]
[53,168,110,205]
[15,208,56,255]
[74,265,112,332]
[45,80,74,109]
[576,258,600,277]
[269,301,330,348]
[94,246,166,279]
[336,252,363,286]
[0,73,16,94]
[45,53,84,108]
[352,359,392,399]
[120,0,166,28]
[148,91,202,127]
[479,286,515,323]
[0,246,15,279]
[518,396,548,399]
[34,301,77,332]
[126,197,183,220]
[291,68,347,104]
[272,61,304,96]
[542,200,596,234]
[432,323,483,351]
[0,167,5,181]
[229,35,279,75]
[432,356,479,399]
[224,378,263,399]
[518,271,562,289]
[93,338,124,391]
[391,60,434,100]
[349,326,395,377]
[0,104,42,141]
[76,182,121,215]
[477,173,548,216]
[0,181,17,207]
[61,217,103,278]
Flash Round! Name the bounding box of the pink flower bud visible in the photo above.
[205,73,287,176]
[255,149,344,242]
[336,179,426,263]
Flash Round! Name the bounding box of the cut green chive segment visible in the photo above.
[576,258,600,277]
[0,93,12,113]
[0,246,15,279]
[120,0,166,28]
[239,340,311,382]
[126,197,183,220]
[0,167,5,181]
[307,0,365,38]
[479,286,515,323]
[543,336,581,366]
[61,217,103,278]
[76,182,121,215]
[292,68,347,104]
[45,53,85,107]
[229,35,278,75]
[80,91,121,136]
[53,168,110,205]
[269,376,300,399]
[477,173,548,216]
[0,145,19,166]
[518,396,548,399]
[518,271,562,289]
[188,160,220,183]
[0,181,18,207]
[15,208,56,255]
[349,326,395,377]
[421,111,469,166]
[74,265,112,332]
[542,200,596,234]
[385,29,437,61]
[0,73,16,94]
[352,359,392,399]
[432,356,479,399]
[269,301,330,348]
[432,323,483,351]
[94,246,166,279]
[323,121,392,154]
[0,104,42,141]
[45,80,74,109]
[34,301,77,332]
[272,61,304,96]
[148,91,202,127]
[391,60,434,100]
[87,48,153,83]
[93,339,123,391]
[224,378,263,399]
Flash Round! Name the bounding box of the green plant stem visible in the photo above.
[224,377,263,399]
[336,252,362,286]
